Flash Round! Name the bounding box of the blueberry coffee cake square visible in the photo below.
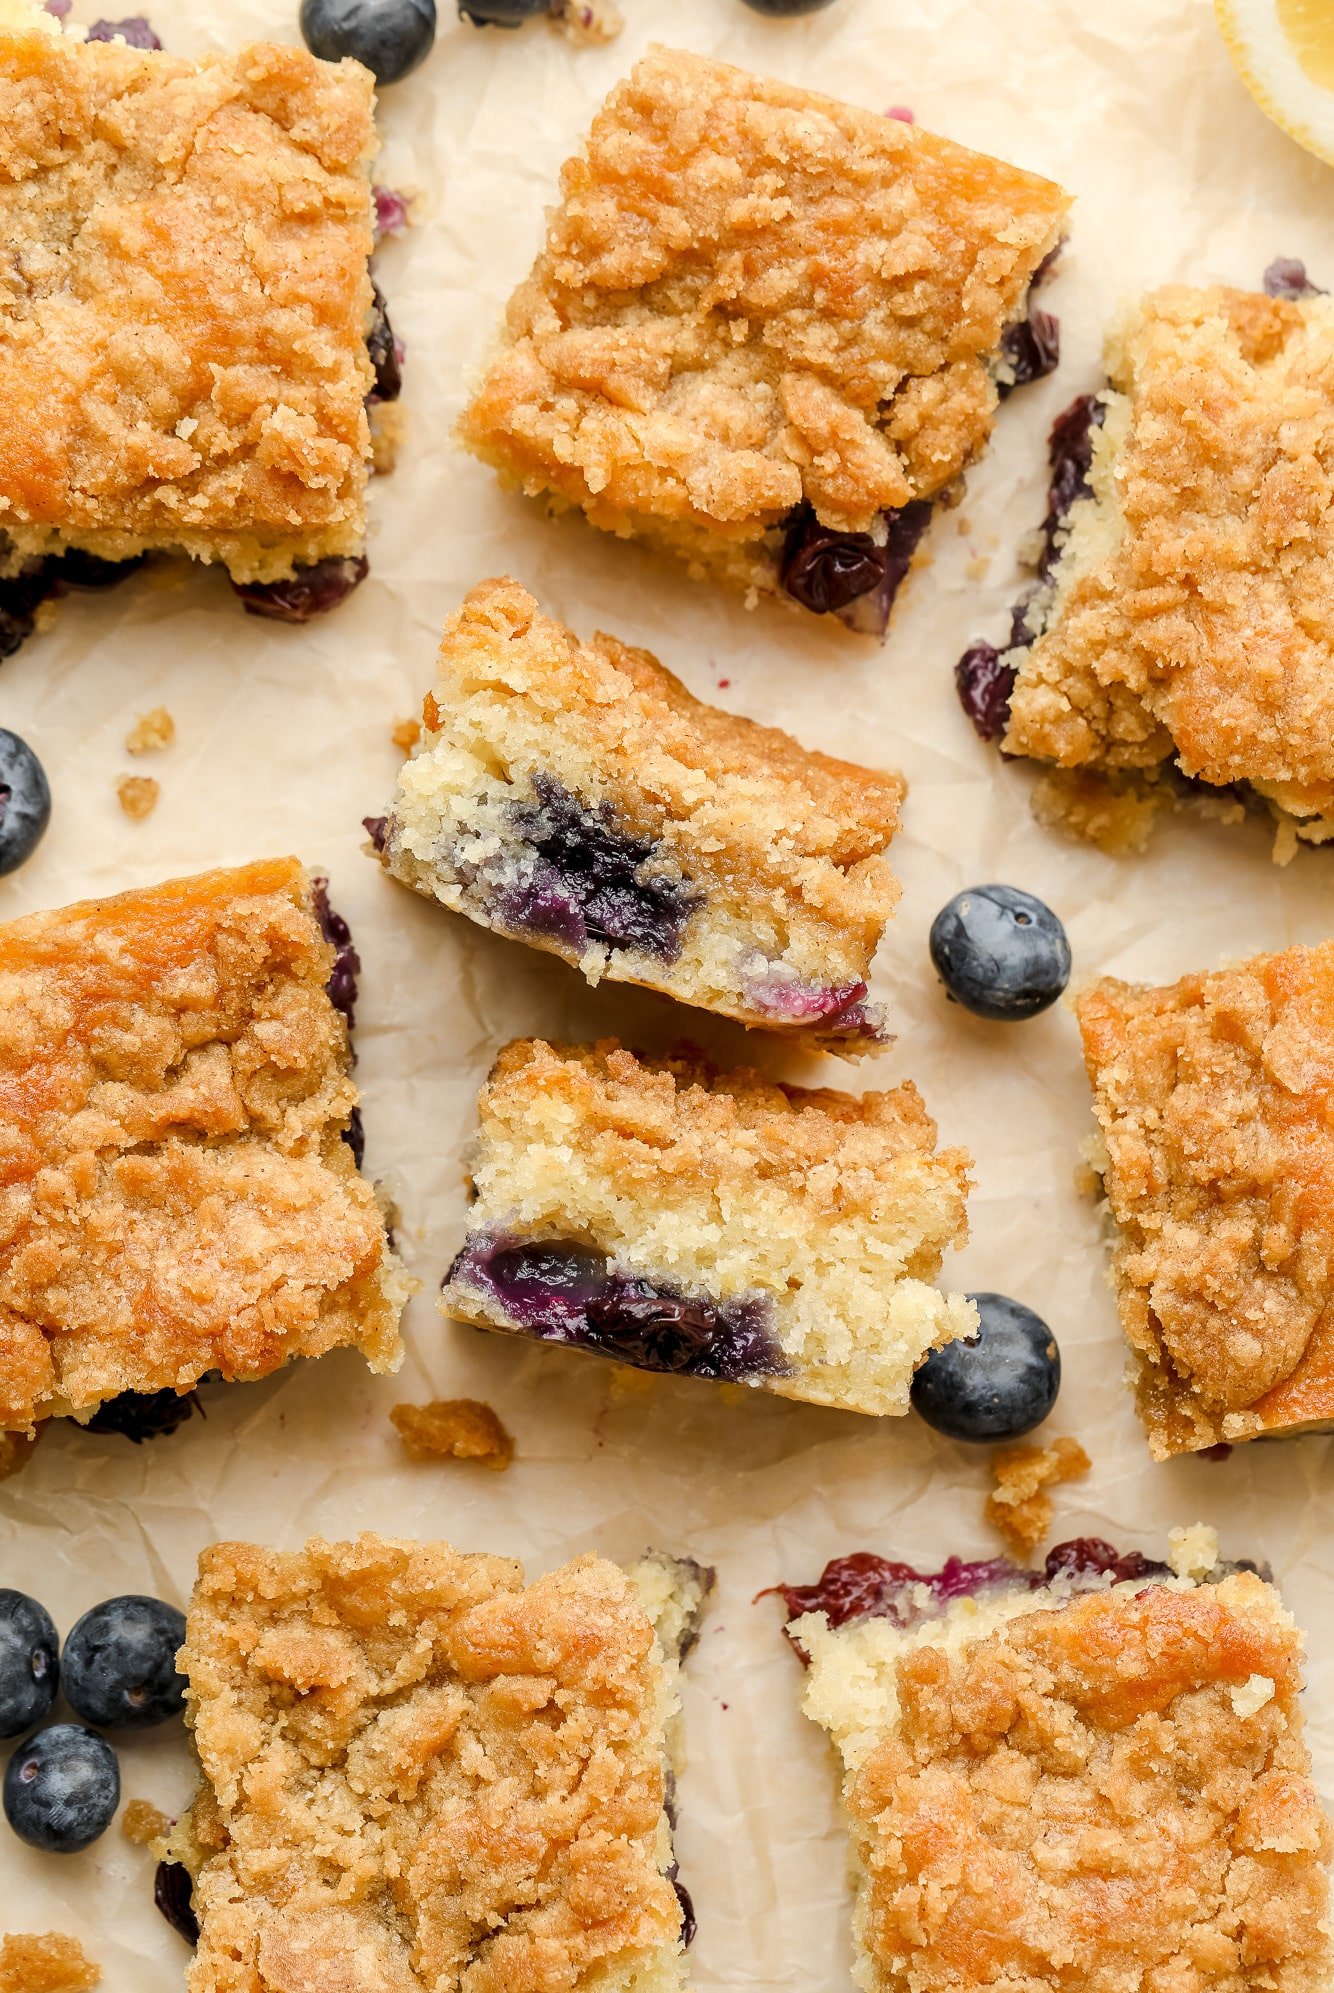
[974,284,1334,858]
[373,579,905,1053]
[777,1530,1332,1992]
[1078,942,1334,1459]
[0,858,407,1435]
[460,49,1070,636]
[0,0,387,653]
[442,1037,976,1414]
[169,1533,712,1992]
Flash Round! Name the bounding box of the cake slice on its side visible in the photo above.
[1077,943,1334,1458]
[775,1531,1332,1993]
[169,1533,714,1993]
[374,579,905,1055]
[442,1037,976,1416]
[0,858,407,1435]
[460,48,1069,636]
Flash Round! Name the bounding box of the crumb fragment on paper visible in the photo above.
[985,1435,1091,1557]
[125,706,174,754]
[116,775,159,820]
[392,716,422,753]
[0,1933,100,1992]
[390,1398,514,1471]
[122,1799,170,1848]
[554,0,623,42]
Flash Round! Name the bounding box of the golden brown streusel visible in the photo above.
[1077,943,1334,1457]
[444,1037,975,1417]
[391,715,422,753]
[845,1576,1331,1993]
[0,1933,99,1993]
[1006,288,1334,856]
[125,707,175,755]
[390,1397,515,1470]
[0,22,376,584]
[460,50,1068,611]
[172,1534,685,1993]
[0,858,405,1432]
[121,1798,170,1847]
[116,774,159,819]
[984,1434,1090,1556]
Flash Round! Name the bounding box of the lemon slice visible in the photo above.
[1215,0,1334,165]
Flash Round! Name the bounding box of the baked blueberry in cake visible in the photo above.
[442,1037,976,1415]
[459,49,1069,635]
[168,1532,713,1992]
[960,281,1334,860]
[776,1527,1332,1993]
[0,858,408,1436]
[374,579,906,1053]
[1077,942,1334,1458]
[0,0,392,655]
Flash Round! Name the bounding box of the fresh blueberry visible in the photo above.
[0,730,52,878]
[911,1293,1059,1442]
[61,1597,186,1731]
[299,0,436,83]
[0,1592,59,1740]
[458,0,546,22]
[740,0,837,13]
[3,1726,120,1854]
[929,884,1070,1021]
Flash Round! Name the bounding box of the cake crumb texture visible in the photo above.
[0,24,376,582]
[126,707,175,755]
[847,1574,1331,1992]
[390,1397,515,1470]
[0,1933,99,1993]
[984,1435,1090,1557]
[1007,288,1334,848]
[461,49,1067,590]
[116,773,159,819]
[1077,942,1334,1456]
[0,857,404,1432]
[176,1533,683,1993]
[121,1797,170,1847]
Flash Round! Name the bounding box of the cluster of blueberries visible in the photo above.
[1,1591,185,1856]
[298,0,837,84]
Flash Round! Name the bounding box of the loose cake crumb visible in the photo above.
[985,1435,1091,1556]
[389,1398,515,1470]
[121,1799,170,1847]
[391,716,421,753]
[116,775,159,820]
[125,707,175,755]
[1168,1523,1220,1581]
[0,1431,39,1481]
[555,0,623,42]
[0,1934,100,1993]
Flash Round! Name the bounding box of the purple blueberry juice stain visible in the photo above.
[499,775,700,963]
[779,499,931,634]
[1263,257,1326,300]
[373,187,411,239]
[234,555,369,624]
[87,16,162,46]
[448,1234,788,1383]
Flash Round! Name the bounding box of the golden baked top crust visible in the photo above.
[0,22,376,582]
[1006,288,1334,827]
[480,1037,971,1235]
[1077,943,1334,1456]
[461,48,1068,542]
[411,577,904,934]
[177,1534,682,1993]
[0,858,402,1432]
[848,1574,1332,1993]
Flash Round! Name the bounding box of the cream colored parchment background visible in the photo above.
[4,0,1334,1982]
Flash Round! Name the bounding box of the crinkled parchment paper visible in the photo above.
[4,0,1334,1982]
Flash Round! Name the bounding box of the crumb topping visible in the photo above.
[121,1797,170,1847]
[0,26,376,583]
[175,1534,683,1993]
[1007,288,1334,840]
[846,1574,1332,1993]
[116,773,159,819]
[125,707,175,754]
[461,49,1066,584]
[1077,943,1334,1456]
[0,858,403,1431]
[390,1397,515,1470]
[0,1934,99,1993]
[985,1435,1090,1557]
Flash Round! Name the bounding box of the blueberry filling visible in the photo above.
[84,1389,205,1444]
[309,877,361,1030]
[744,972,885,1042]
[996,299,1060,398]
[955,391,1106,743]
[449,1235,788,1383]
[670,1872,697,1949]
[87,15,162,45]
[366,283,403,405]
[1263,257,1326,300]
[233,554,369,624]
[779,499,932,635]
[498,774,700,962]
[0,552,144,664]
[154,1861,200,1947]
[363,814,389,854]
[372,186,411,240]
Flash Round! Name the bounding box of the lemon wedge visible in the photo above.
[1216,0,1334,165]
